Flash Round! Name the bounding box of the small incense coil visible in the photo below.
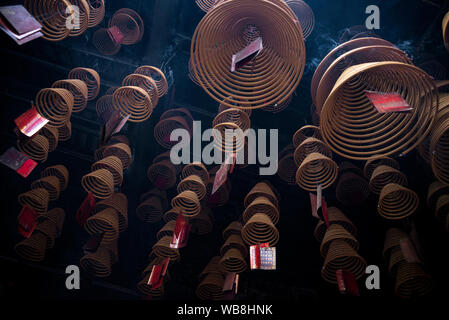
[395,262,432,299]
[383,228,408,258]
[196,273,224,300]
[68,67,101,101]
[195,0,220,12]
[171,191,201,218]
[58,121,72,141]
[190,207,213,235]
[292,125,322,148]
[182,162,209,185]
[320,224,359,257]
[295,152,339,192]
[435,195,449,223]
[85,208,120,243]
[112,86,153,122]
[160,108,193,131]
[314,207,357,242]
[147,160,177,190]
[293,137,332,166]
[92,28,121,56]
[244,181,279,210]
[213,108,251,132]
[222,221,242,240]
[91,156,123,187]
[163,207,182,223]
[35,88,73,127]
[427,180,449,210]
[218,97,252,117]
[80,246,114,277]
[103,143,132,170]
[369,165,407,195]
[177,175,207,201]
[154,116,191,149]
[134,66,168,97]
[34,219,58,249]
[41,165,69,191]
[364,154,400,180]
[220,234,247,258]
[242,213,280,246]
[378,183,419,220]
[157,221,176,240]
[31,176,61,201]
[40,125,59,152]
[199,256,223,280]
[140,188,168,211]
[388,246,406,275]
[285,0,315,39]
[24,0,72,41]
[66,0,90,37]
[212,122,245,153]
[262,94,292,113]
[17,134,49,162]
[152,236,180,261]
[321,239,367,284]
[136,197,163,223]
[243,196,279,225]
[81,169,115,199]
[278,149,297,185]
[18,188,49,214]
[86,0,105,28]
[443,11,449,51]
[123,74,159,107]
[37,208,65,237]
[94,193,128,232]
[219,248,247,274]
[96,95,114,124]
[15,232,48,262]
[336,171,370,206]
[109,8,144,45]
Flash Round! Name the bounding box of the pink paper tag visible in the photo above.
[18,205,38,238]
[170,213,191,249]
[14,107,49,137]
[211,162,230,195]
[310,193,318,219]
[107,25,124,45]
[0,147,37,177]
[365,91,412,113]
[231,37,263,72]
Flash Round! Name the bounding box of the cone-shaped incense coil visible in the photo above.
[395,262,432,299]
[199,256,223,280]
[35,88,75,129]
[314,220,326,242]
[108,8,144,45]
[388,246,406,275]
[220,234,247,258]
[41,165,69,191]
[37,208,65,237]
[383,228,408,258]
[52,79,88,112]
[212,121,245,153]
[154,116,191,149]
[338,161,363,176]
[242,213,279,246]
[314,207,357,242]
[244,182,279,209]
[40,125,59,152]
[92,156,123,187]
[31,176,60,201]
[123,74,159,107]
[134,66,168,97]
[336,171,370,206]
[196,273,224,300]
[295,152,338,191]
[92,28,121,56]
[320,224,359,257]
[80,246,114,278]
[34,219,58,249]
[58,121,72,141]
[369,165,407,194]
[15,232,48,262]
[157,220,177,240]
[177,175,207,201]
[96,95,114,123]
[17,134,49,162]
[147,160,177,190]
[436,195,449,223]
[292,125,322,148]
[94,193,128,232]
[112,86,153,123]
[285,0,315,39]
[293,137,332,166]
[101,143,132,170]
[171,191,201,218]
[87,0,105,28]
[81,169,114,199]
[243,196,279,225]
[278,151,297,185]
[430,94,449,185]
[182,162,209,185]
[378,183,419,220]
[213,108,251,132]
[137,197,163,223]
[152,236,180,261]
[68,67,100,101]
[222,221,242,240]
[18,188,49,214]
[85,208,120,243]
[190,208,213,235]
[427,180,449,209]
[163,207,182,223]
[140,188,168,209]
[321,239,367,284]
[219,248,247,274]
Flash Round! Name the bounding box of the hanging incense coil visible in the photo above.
[363,154,400,180]
[68,67,100,101]
[443,11,449,51]
[109,8,144,45]
[285,0,315,39]
[80,246,114,277]
[112,86,153,122]
[395,262,432,299]
[190,207,213,235]
[338,161,363,176]
[134,66,168,97]
[213,108,251,132]
[292,125,322,148]
[388,246,406,275]
[24,0,72,41]
[18,188,49,215]
[295,152,338,191]
[138,257,169,297]
[313,220,327,243]
[123,74,159,107]
[92,28,122,56]
[94,193,128,232]
[152,236,180,261]
[195,0,220,12]
[314,207,357,242]
[435,195,449,223]
[140,188,168,211]
[35,88,73,127]
[199,256,224,280]
[191,0,305,110]
[243,196,279,225]
[58,121,72,141]
[81,169,115,199]
[40,125,59,152]
[41,165,69,191]
[218,97,252,117]
[94,146,106,161]
[31,176,60,201]
[242,213,279,246]
[219,248,247,274]
[136,197,163,223]
[102,143,132,170]
[37,208,65,237]
[320,62,438,160]
[321,239,367,284]
[369,165,407,195]
[429,94,449,185]
[157,221,176,240]
[222,221,242,240]
[34,219,58,249]
[96,95,114,124]
[86,0,105,27]
[220,234,247,258]
[212,121,245,153]
[336,171,370,206]
[91,156,123,187]
[320,224,359,257]
[427,180,449,210]
[293,137,332,166]
[160,108,193,130]
[196,273,224,300]
[15,232,48,262]
[85,208,120,243]
[147,160,177,190]
[262,94,293,113]
[278,146,297,185]
[171,191,201,218]
[378,183,419,220]
[154,116,191,149]
[177,175,207,201]
[383,228,408,258]
[17,134,49,162]
[182,162,209,185]
[163,207,182,223]
[244,181,279,210]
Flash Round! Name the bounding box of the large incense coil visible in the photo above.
[336,171,370,206]
[34,220,58,249]
[37,208,65,237]
[383,228,408,258]
[86,0,105,27]
[191,0,305,110]
[66,0,90,36]
[363,154,400,180]
[320,62,438,160]
[136,197,163,223]
[196,273,224,300]
[160,108,194,131]
[157,221,176,240]
[123,74,159,107]
[80,247,113,277]
[14,232,47,262]
[435,195,449,223]
[112,86,153,122]
[163,207,182,223]
[199,256,223,280]
[321,239,367,284]
[244,181,279,210]
[91,156,123,187]
[68,67,101,101]
[242,213,279,246]
[378,183,419,220]
[261,94,292,113]
[52,79,88,113]
[219,248,247,274]
[140,188,168,211]
[31,176,60,201]
[278,148,297,185]
[147,160,177,190]
[81,169,115,199]
[285,0,314,39]
[58,121,72,141]
[195,0,219,12]
[443,11,449,51]
[41,165,69,191]
[96,95,114,124]
[427,180,449,210]
[94,193,128,232]
[429,94,449,185]
[295,152,338,191]
[103,143,132,170]
[314,207,357,242]
[35,88,73,127]
[24,0,72,41]
[92,28,121,56]
[388,246,406,275]
[220,234,247,258]
[320,224,359,257]
[222,221,242,240]
[293,137,332,166]
[17,134,49,162]
[109,8,144,45]
[292,125,322,148]
[171,191,201,218]
[177,175,207,201]
[152,236,180,261]
[395,262,432,299]
[18,188,49,215]
[85,208,120,243]
[190,207,213,235]
[182,162,209,185]
[369,165,408,195]
[243,196,279,225]
[134,66,168,97]
[40,125,59,152]
[154,116,191,149]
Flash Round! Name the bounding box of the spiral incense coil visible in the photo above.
[293,137,332,166]
[134,66,168,97]
[96,95,114,124]
[363,155,400,180]
[190,207,213,235]
[369,165,408,195]
[86,0,105,27]
[197,272,224,300]
[34,220,58,249]
[177,175,207,201]
[383,227,408,258]
[136,197,163,223]
[443,11,449,51]
[81,169,115,199]
[18,188,49,215]
[195,0,220,12]
[15,232,48,262]
[157,221,176,240]
[395,262,432,299]
[85,208,120,243]
[41,165,69,191]
[378,183,419,220]
[213,108,251,132]
[92,28,121,56]
[154,116,191,149]
[24,0,72,41]
[199,256,223,280]
[103,143,132,170]
[112,86,153,122]
[313,220,327,243]
[189,57,206,88]
[435,195,449,223]
[278,150,297,185]
[219,248,247,274]
[160,108,194,131]
[182,162,209,185]
[138,272,166,297]
[17,134,49,162]
[37,208,65,237]
[218,97,252,117]
[94,193,128,232]
[220,234,247,258]
[261,94,292,113]
[212,122,246,153]
[68,67,100,101]
[222,221,242,240]
[336,171,370,206]
[109,8,144,45]
[123,74,159,107]
[40,125,59,152]
[320,224,359,257]
[243,196,279,225]
[152,236,180,261]
[429,97,449,186]
[285,0,314,39]
[321,239,367,284]
[35,88,73,127]
[171,191,201,218]
[244,182,279,210]
[191,0,305,110]
[163,207,182,223]
[80,246,113,277]
[58,121,72,141]
[140,188,168,211]
[314,207,357,242]
[147,160,177,190]
[388,246,406,275]
[31,176,61,201]
[91,156,123,187]
[295,152,338,192]
[242,213,279,246]
[427,180,449,210]
[292,125,322,148]
[320,62,438,160]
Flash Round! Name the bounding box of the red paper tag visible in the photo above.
[365,91,412,113]
[107,25,124,45]
[321,199,329,227]
[250,243,270,270]
[147,258,169,289]
[212,162,230,195]
[16,158,37,178]
[231,37,263,72]
[14,107,49,137]
[170,213,191,249]
[310,193,318,219]
[104,111,129,144]
[18,205,38,238]
[0,147,37,177]
[400,238,422,264]
[76,193,96,227]
[226,153,236,174]
[336,270,360,296]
